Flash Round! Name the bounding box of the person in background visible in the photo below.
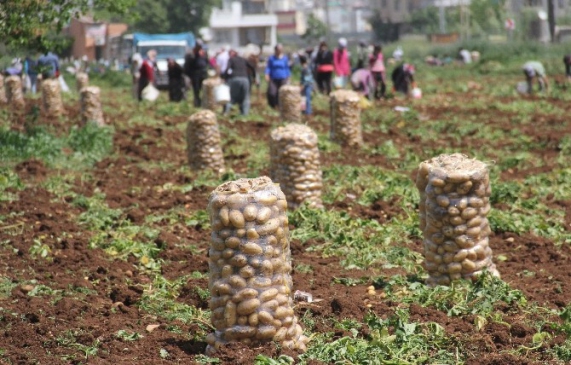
[299,55,313,115]
[215,46,230,75]
[24,55,38,94]
[131,53,143,100]
[351,68,374,100]
[393,46,404,62]
[314,41,333,95]
[564,55,571,81]
[458,48,472,64]
[224,49,256,116]
[333,38,350,89]
[522,61,548,94]
[184,43,209,107]
[167,58,184,102]
[355,41,368,70]
[265,44,290,109]
[138,50,156,101]
[6,58,22,76]
[37,51,60,79]
[391,63,416,96]
[369,44,386,99]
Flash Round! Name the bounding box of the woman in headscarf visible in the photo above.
[314,41,334,95]
[184,43,209,107]
[138,50,156,101]
[333,38,350,89]
[167,58,185,102]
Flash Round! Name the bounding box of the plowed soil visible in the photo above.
[1,86,570,365]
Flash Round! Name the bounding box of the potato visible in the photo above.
[243,204,258,221]
[229,210,246,228]
[232,288,258,303]
[237,298,261,316]
[224,301,237,326]
[230,254,248,267]
[225,237,241,249]
[240,242,263,255]
[253,325,276,340]
[256,207,272,224]
[219,207,230,226]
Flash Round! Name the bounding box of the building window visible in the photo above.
[394,0,400,11]
[381,0,387,8]
[559,0,564,8]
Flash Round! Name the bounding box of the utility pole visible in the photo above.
[438,1,446,34]
[324,0,331,39]
[547,0,555,42]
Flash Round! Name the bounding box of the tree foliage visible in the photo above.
[302,14,328,43]
[128,0,219,34]
[0,0,136,50]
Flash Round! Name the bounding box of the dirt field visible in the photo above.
[1,73,571,364]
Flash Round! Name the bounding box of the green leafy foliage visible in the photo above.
[1,1,135,50]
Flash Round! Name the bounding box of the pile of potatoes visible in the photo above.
[416,153,500,286]
[202,77,222,111]
[80,86,105,126]
[270,124,323,209]
[76,72,89,92]
[205,177,309,354]
[186,110,225,174]
[329,89,362,146]
[41,79,63,118]
[0,74,7,104]
[5,76,25,109]
[278,85,301,123]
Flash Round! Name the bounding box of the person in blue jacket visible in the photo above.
[37,51,60,79]
[265,44,290,109]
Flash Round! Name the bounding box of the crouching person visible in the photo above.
[522,61,548,94]
[224,49,256,116]
[391,63,416,96]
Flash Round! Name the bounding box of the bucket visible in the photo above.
[516,81,529,94]
[333,76,345,89]
[411,87,422,99]
[214,84,230,104]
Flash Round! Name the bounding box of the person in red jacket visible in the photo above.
[138,50,157,101]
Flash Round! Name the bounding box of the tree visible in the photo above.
[302,14,328,44]
[127,0,219,34]
[0,0,136,50]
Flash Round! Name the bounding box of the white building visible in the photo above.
[204,1,278,52]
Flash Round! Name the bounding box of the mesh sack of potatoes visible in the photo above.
[186,110,225,174]
[329,89,362,146]
[202,77,222,111]
[278,85,301,123]
[416,153,500,286]
[76,72,89,91]
[270,124,323,209]
[5,76,25,109]
[0,74,7,104]
[80,86,105,126]
[41,79,63,118]
[205,176,309,355]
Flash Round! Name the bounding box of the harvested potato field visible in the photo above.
[1,66,571,365]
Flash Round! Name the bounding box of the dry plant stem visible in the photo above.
[278,85,302,123]
[186,110,225,174]
[416,153,500,286]
[270,123,323,209]
[206,176,309,354]
[329,89,362,146]
[80,86,105,126]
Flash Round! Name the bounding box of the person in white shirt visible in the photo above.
[215,46,230,75]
